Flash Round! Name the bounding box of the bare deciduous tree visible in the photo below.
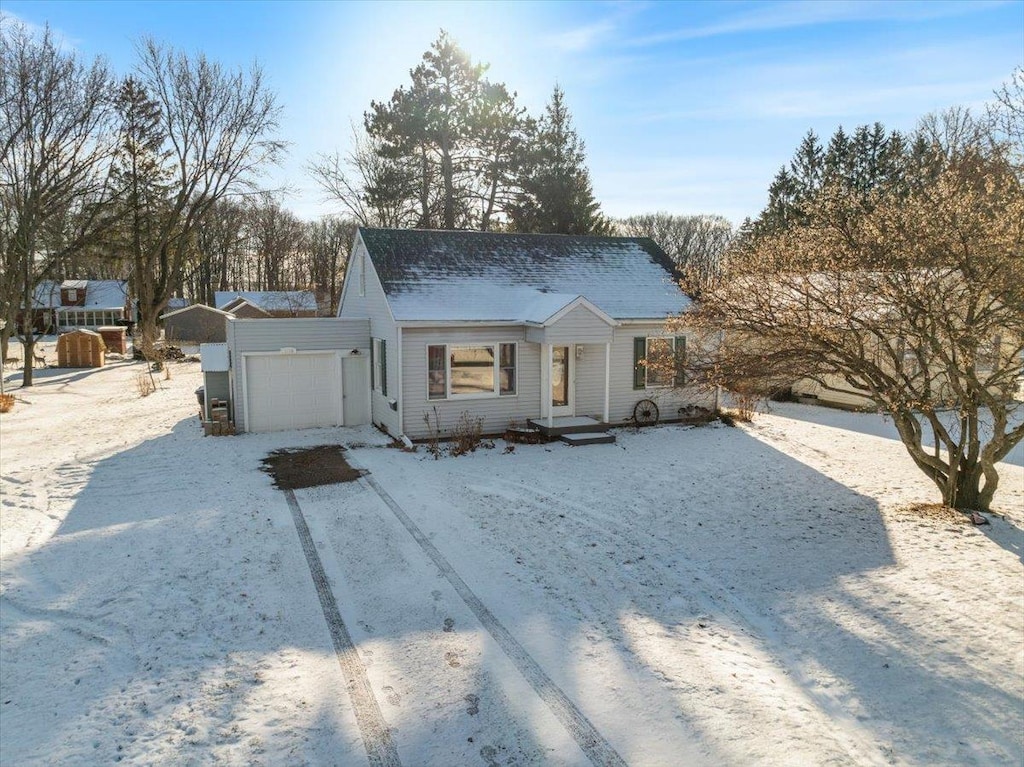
[130,38,284,350]
[0,21,117,385]
[615,213,732,296]
[306,216,356,314]
[308,125,422,228]
[686,109,1024,512]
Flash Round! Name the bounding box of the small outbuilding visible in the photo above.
[161,304,232,344]
[97,326,128,354]
[215,291,318,318]
[57,329,106,368]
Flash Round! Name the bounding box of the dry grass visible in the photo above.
[135,372,156,397]
[261,445,363,489]
[900,502,972,525]
[0,393,14,413]
[450,411,485,456]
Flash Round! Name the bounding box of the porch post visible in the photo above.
[547,343,554,428]
[603,342,611,424]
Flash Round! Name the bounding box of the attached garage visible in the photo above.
[226,317,372,434]
[244,351,343,433]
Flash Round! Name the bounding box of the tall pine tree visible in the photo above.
[509,85,607,235]
[366,31,486,229]
[112,76,171,330]
[754,123,910,239]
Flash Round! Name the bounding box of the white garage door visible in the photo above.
[245,352,342,433]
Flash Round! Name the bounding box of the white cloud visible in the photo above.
[544,19,618,53]
[624,0,1011,47]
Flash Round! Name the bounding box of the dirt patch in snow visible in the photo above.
[261,444,363,489]
[899,503,976,525]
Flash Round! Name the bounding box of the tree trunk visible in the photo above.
[137,312,160,356]
[943,459,997,512]
[21,335,35,388]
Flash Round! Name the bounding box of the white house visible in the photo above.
[221,228,711,439]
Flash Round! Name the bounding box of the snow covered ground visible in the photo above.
[1,342,1021,766]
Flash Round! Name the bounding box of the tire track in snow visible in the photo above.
[355,469,628,767]
[478,474,894,767]
[283,489,401,767]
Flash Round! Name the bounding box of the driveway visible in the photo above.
[1,358,1021,765]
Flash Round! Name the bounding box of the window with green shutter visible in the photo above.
[372,338,387,395]
[633,337,646,389]
[674,336,687,386]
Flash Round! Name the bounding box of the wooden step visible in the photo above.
[560,432,616,446]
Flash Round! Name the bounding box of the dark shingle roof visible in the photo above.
[358,228,690,322]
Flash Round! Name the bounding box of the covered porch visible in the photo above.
[525,295,617,431]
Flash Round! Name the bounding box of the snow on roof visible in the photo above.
[160,304,233,320]
[83,281,128,309]
[214,291,318,312]
[358,228,691,322]
[32,281,61,308]
[61,328,102,337]
[32,280,128,310]
[166,297,190,310]
[200,343,230,372]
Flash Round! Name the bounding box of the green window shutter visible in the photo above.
[369,340,375,390]
[381,339,388,397]
[633,337,646,390]
[674,336,687,387]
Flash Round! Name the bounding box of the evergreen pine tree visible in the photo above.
[111,76,171,336]
[510,85,607,235]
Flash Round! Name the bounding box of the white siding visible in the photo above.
[402,326,537,439]
[227,317,370,432]
[525,305,613,345]
[400,322,712,439]
[338,236,400,435]
[792,376,878,409]
[606,324,713,424]
[574,343,607,416]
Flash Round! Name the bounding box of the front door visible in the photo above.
[551,345,574,417]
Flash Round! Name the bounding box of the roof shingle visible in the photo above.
[358,228,690,322]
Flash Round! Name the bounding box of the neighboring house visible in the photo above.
[18,281,62,333]
[221,298,272,319]
[18,280,132,333]
[214,291,318,318]
[222,228,710,436]
[791,332,1020,409]
[165,297,190,312]
[161,304,233,344]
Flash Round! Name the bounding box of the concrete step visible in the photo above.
[560,432,616,446]
[529,416,608,436]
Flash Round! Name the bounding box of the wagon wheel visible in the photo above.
[632,398,660,427]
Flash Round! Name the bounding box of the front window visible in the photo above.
[645,338,675,388]
[499,343,516,396]
[428,343,516,399]
[634,336,685,389]
[451,346,495,395]
[428,345,446,400]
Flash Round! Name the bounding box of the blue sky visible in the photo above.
[4,0,1022,225]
